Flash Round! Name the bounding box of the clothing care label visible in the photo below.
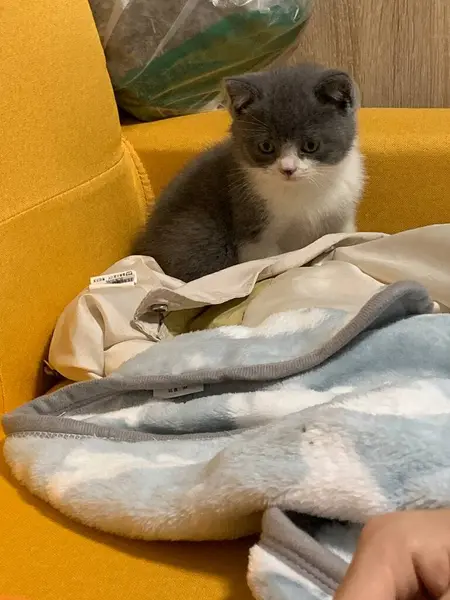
[152,384,204,399]
[89,270,137,289]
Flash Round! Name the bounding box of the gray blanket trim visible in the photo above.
[260,509,346,593]
[258,541,336,596]
[3,281,433,441]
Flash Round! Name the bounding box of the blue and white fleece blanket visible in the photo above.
[4,281,450,600]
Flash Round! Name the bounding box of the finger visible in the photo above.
[413,550,450,599]
[334,545,397,600]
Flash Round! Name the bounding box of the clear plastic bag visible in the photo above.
[89,0,313,121]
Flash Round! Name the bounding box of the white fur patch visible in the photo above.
[278,427,389,520]
[219,308,331,339]
[227,388,335,425]
[48,450,151,501]
[334,380,450,416]
[47,449,194,502]
[239,145,363,262]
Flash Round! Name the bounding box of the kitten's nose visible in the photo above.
[279,166,297,178]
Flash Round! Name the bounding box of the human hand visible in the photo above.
[334,510,450,600]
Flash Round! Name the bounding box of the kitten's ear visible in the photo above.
[314,70,357,111]
[224,76,261,117]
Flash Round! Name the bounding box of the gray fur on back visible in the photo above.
[135,64,363,282]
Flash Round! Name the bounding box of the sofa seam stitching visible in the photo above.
[0,150,125,227]
[120,134,153,216]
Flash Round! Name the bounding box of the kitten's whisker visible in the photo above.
[237,127,269,136]
[246,114,268,129]
[228,186,250,197]
[236,121,266,127]
[306,175,329,192]
[228,166,252,174]
[307,177,321,191]
[227,180,252,196]
[227,169,251,181]
[229,182,255,203]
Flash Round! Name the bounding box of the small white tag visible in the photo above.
[89,270,137,289]
[153,384,204,399]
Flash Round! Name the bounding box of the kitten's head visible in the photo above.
[224,64,358,182]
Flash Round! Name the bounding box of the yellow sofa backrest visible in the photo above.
[0,1,149,412]
[124,107,450,236]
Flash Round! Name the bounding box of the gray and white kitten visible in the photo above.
[135,64,364,282]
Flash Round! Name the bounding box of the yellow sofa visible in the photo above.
[0,1,449,599]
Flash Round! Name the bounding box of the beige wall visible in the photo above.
[289,0,450,108]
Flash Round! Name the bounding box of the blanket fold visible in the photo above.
[4,277,450,600]
[249,509,358,600]
[47,224,450,381]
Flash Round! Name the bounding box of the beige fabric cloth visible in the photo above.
[49,225,449,381]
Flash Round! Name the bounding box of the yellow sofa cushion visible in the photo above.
[0,1,150,413]
[124,107,450,234]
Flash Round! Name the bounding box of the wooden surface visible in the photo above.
[289,0,450,108]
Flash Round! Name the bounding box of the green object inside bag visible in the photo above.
[164,280,272,335]
[114,3,312,121]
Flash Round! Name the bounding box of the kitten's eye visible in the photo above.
[302,140,320,154]
[258,141,275,154]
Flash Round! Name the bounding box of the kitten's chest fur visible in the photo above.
[237,146,363,262]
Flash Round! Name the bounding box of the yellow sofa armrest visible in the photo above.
[124,108,450,233]
[0,1,150,413]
